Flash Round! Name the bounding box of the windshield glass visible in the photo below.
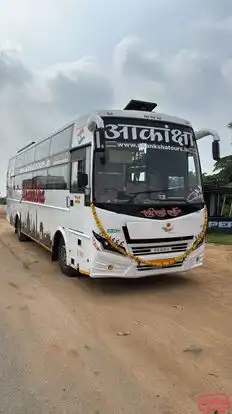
[94,117,203,205]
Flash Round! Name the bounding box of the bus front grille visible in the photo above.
[131,242,189,256]
[137,259,184,272]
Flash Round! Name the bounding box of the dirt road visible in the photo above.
[0,208,232,414]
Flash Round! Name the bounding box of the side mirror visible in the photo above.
[78,172,88,188]
[94,128,105,152]
[212,140,220,161]
[87,114,104,132]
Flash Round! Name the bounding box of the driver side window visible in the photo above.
[188,153,198,186]
[70,147,87,194]
[71,160,84,192]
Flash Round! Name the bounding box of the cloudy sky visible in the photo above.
[1,0,232,194]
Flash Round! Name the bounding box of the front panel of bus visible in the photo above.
[89,116,205,277]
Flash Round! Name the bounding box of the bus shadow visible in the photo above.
[6,231,198,297]
[77,272,199,296]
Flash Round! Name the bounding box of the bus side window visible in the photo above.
[70,148,87,193]
[71,159,85,193]
[15,175,22,190]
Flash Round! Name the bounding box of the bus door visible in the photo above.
[69,145,91,213]
[67,146,91,271]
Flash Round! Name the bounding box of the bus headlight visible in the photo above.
[92,231,126,255]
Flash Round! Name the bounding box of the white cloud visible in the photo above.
[166,50,209,79]
[113,38,227,120]
[113,37,166,107]
[0,46,114,193]
[222,59,232,88]
[113,37,232,172]
[0,52,32,92]
[113,37,163,80]
[0,40,22,55]
[193,16,232,31]
[0,0,79,38]
[0,28,232,193]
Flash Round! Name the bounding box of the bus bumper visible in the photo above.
[90,244,205,278]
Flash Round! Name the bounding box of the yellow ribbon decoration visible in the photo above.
[90,203,208,268]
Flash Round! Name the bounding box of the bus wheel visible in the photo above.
[16,218,28,242]
[58,238,76,277]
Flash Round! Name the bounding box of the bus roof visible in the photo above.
[11,106,192,161]
[95,109,192,128]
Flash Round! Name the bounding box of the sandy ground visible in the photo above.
[0,206,232,414]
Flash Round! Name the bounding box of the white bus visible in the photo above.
[6,100,220,278]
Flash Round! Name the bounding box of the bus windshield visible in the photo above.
[93,117,203,206]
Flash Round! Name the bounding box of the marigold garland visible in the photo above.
[90,203,208,268]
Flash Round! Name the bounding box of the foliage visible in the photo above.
[203,155,232,186]
[206,233,232,245]
[202,172,220,186]
[213,155,232,184]
[0,197,6,205]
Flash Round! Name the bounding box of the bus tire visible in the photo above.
[58,237,76,277]
[16,218,28,242]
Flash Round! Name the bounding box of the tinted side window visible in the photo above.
[47,164,69,190]
[50,126,73,156]
[70,147,87,193]
[15,175,22,190]
[22,173,33,189]
[33,169,47,189]
[24,147,35,165]
[7,158,16,189]
[15,153,25,168]
[71,161,86,193]
[8,158,15,176]
[35,139,50,161]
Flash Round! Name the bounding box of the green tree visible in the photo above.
[202,155,232,186]
[202,172,220,186]
[213,155,232,184]
[0,197,6,205]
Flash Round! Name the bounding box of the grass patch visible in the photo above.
[206,233,232,245]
